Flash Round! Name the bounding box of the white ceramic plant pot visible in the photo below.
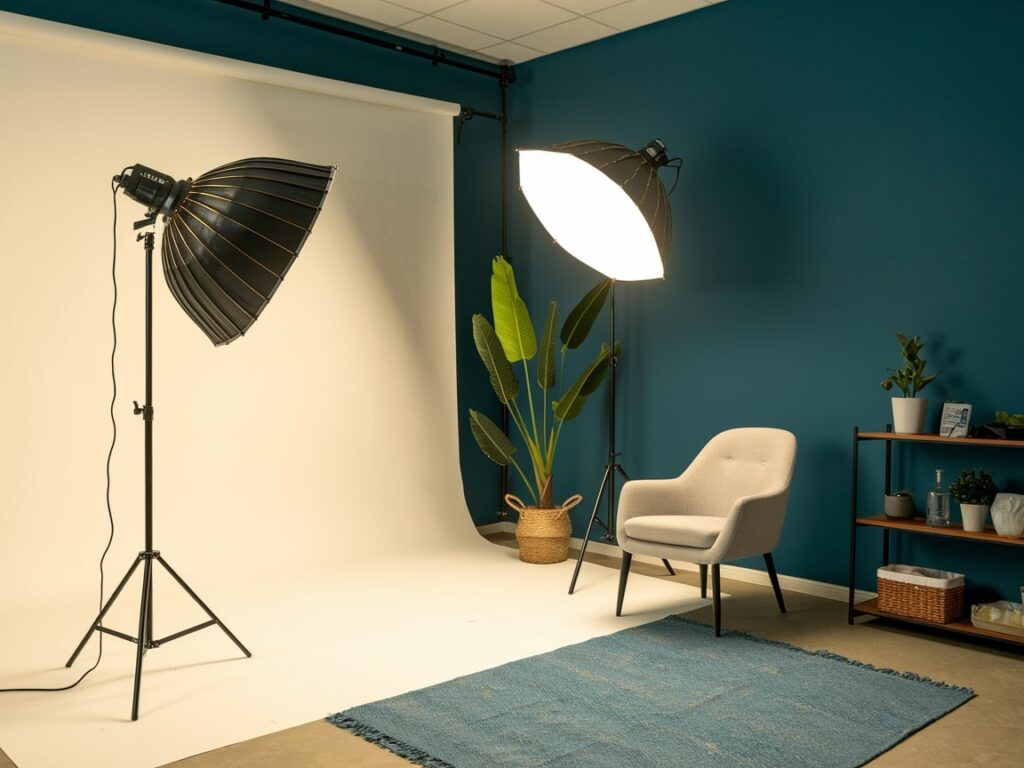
[959,503,989,533]
[991,493,1024,538]
[891,397,928,434]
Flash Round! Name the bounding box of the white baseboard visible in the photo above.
[476,524,876,604]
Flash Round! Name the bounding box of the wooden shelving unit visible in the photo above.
[848,427,1024,649]
[856,515,1024,546]
[854,598,1024,644]
[856,431,1024,448]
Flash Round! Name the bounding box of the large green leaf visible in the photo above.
[580,342,619,397]
[560,278,612,349]
[537,301,557,390]
[473,314,518,405]
[469,409,516,466]
[553,344,612,421]
[555,342,618,420]
[491,256,536,362]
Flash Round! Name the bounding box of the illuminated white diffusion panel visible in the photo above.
[519,139,672,280]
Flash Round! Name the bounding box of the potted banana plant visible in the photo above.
[468,256,612,564]
[881,332,939,434]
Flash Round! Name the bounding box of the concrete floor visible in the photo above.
[2,536,1020,767]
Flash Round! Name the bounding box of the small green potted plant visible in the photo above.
[468,256,612,563]
[949,469,997,532]
[880,332,938,434]
[995,411,1024,440]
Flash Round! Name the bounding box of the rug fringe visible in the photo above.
[327,714,456,768]
[664,614,976,697]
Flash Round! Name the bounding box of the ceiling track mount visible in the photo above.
[212,0,511,81]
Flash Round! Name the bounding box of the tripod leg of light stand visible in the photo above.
[65,554,144,668]
[155,555,252,658]
[130,554,154,721]
[567,464,612,595]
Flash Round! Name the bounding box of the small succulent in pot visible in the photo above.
[948,469,998,505]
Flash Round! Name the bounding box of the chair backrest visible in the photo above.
[680,427,797,516]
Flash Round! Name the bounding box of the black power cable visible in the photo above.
[0,179,122,694]
[665,157,684,195]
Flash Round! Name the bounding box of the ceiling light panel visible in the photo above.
[391,0,468,11]
[399,15,502,51]
[515,16,616,54]
[540,0,629,13]
[436,0,575,40]
[476,40,546,63]
[591,0,710,31]
[305,0,421,27]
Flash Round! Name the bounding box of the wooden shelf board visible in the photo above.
[856,515,1024,546]
[857,431,1024,448]
[855,598,1024,645]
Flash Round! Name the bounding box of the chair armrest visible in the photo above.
[707,488,791,563]
[616,478,687,540]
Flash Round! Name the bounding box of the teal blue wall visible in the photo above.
[506,0,1024,601]
[5,0,1023,601]
[0,0,504,525]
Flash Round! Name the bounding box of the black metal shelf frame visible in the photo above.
[847,425,1024,648]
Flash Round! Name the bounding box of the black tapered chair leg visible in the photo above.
[616,552,632,617]
[661,559,675,576]
[699,564,708,599]
[764,552,786,614]
[711,564,721,637]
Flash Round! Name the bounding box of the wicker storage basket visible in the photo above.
[506,494,581,564]
[877,564,965,624]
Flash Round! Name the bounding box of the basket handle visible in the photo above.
[506,493,583,512]
[504,494,529,513]
[561,494,583,512]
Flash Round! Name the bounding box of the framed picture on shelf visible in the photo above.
[940,402,972,438]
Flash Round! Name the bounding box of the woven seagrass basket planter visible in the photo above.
[877,564,965,624]
[506,494,581,564]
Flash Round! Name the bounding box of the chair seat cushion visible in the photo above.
[623,515,724,549]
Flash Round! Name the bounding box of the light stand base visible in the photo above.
[65,551,251,721]
[567,461,675,594]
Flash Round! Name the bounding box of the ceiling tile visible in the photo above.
[476,40,546,63]
[390,0,468,12]
[306,0,422,28]
[591,0,708,31]
[540,0,627,13]
[436,0,575,41]
[398,15,503,51]
[515,17,617,54]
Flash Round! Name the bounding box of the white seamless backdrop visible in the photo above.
[0,12,472,610]
[0,13,703,768]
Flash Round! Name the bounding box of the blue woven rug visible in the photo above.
[328,616,973,768]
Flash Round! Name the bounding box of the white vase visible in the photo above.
[959,503,989,533]
[891,397,928,434]
[991,493,1024,538]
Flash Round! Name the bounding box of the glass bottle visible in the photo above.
[926,468,950,527]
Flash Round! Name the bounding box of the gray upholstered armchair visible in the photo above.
[615,428,798,636]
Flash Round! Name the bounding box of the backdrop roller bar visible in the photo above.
[212,0,513,83]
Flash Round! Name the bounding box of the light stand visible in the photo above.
[65,224,250,722]
[567,282,675,594]
[64,158,333,720]
[518,138,677,594]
